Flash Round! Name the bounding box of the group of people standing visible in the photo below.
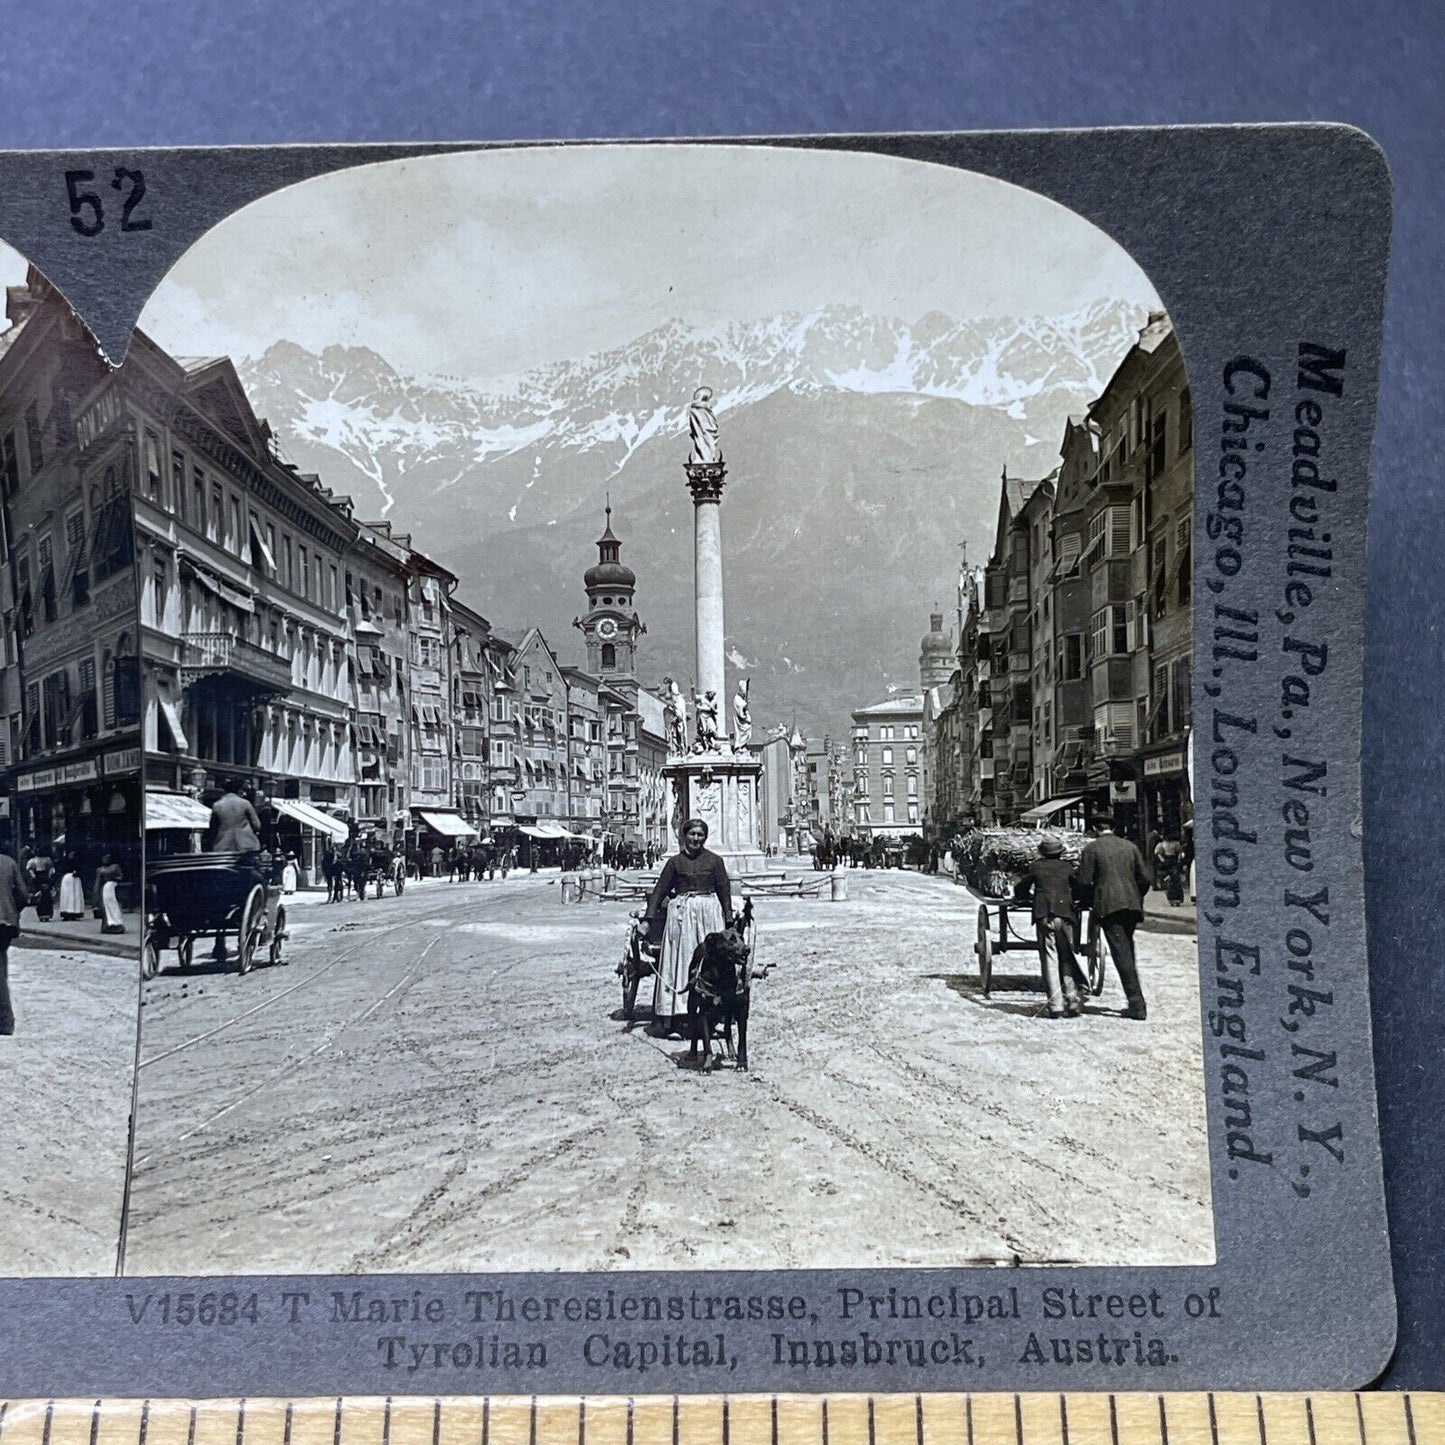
[0,845,129,1037]
[1013,818,1153,1021]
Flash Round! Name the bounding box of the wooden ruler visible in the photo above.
[0,1395,1438,1445]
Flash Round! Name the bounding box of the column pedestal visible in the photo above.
[662,749,765,874]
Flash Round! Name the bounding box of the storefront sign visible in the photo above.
[1110,780,1137,802]
[1144,752,1185,778]
[16,769,56,793]
[103,747,142,777]
[62,760,100,784]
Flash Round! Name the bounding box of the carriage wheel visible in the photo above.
[1086,914,1106,997]
[142,932,161,980]
[621,935,642,1020]
[975,906,994,997]
[176,937,194,972]
[236,886,266,976]
[269,907,287,967]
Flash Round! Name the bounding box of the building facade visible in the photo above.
[348,520,413,837]
[849,697,924,840]
[1,273,142,885]
[927,311,1194,848]
[450,597,494,834]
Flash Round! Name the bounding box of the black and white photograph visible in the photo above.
[0,242,143,1273]
[2,145,1212,1276]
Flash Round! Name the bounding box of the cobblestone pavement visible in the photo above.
[1,938,137,1274]
[124,870,1211,1274]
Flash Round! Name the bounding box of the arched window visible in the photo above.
[601,643,616,669]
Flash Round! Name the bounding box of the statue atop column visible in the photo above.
[663,676,688,756]
[693,688,721,752]
[687,386,722,466]
[732,677,752,753]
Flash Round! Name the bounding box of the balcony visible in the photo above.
[180,631,292,691]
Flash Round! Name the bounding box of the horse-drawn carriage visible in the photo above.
[143,852,288,978]
[357,841,405,899]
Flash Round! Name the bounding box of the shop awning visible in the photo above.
[144,789,212,832]
[180,554,255,613]
[1020,795,1085,824]
[518,821,587,841]
[274,797,349,842]
[417,810,478,839]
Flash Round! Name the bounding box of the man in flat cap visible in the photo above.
[1014,833,1086,1019]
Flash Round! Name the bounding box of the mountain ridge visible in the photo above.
[235,298,1152,734]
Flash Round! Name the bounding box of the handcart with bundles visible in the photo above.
[956,827,1104,999]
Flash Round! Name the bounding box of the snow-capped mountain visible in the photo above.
[236,298,1151,732]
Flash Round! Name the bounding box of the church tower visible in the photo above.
[919,606,954,691]
[578,502,644,683]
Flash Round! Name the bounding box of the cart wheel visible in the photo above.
[622,934,642,1020]
[142,933,161,980]
[176,937,194,972]
[975,905,994,997]
[1086,915,1106,996]
[237,886,265,976]
[269,907,287,967]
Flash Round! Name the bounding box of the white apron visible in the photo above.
[654,892,725,1022]
[58,872,85,919]
[101,881,125,932]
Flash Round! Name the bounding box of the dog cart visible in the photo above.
[616,898,759,1022]
[144,853,288,978]
[968,883,1105,1000]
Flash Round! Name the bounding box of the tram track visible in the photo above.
[129,922,456,1177]
[137,886,485,1069]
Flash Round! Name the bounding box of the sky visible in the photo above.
[1,145,1159,383]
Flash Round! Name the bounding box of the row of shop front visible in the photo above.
[951,736,1193,847]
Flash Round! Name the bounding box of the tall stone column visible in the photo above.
[686,460,727,709]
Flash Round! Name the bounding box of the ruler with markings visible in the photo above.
[0,1396,1438,1445]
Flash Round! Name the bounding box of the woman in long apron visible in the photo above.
[57,855,86,921]
[642,818,733,1038]
[95,854,126,934]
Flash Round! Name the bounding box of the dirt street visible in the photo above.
[1,938,137,1274]
[124,869,1211,1275]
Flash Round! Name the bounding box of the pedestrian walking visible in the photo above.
[431,845,444,878]
[95,854,126,934]
[0,850,31,1035]
[641,818,733,1038]
[1076,817,1152,1020]
[281,852,300,894]
[1013,834,1087,1018]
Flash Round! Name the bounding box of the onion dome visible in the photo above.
[584,503,636,590]
[920,609,951,658]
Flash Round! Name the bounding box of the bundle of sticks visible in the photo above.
[956,827,1085,899]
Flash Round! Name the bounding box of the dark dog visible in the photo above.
[687,898,754,1072]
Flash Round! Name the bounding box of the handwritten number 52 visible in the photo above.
[65,168,152,237]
